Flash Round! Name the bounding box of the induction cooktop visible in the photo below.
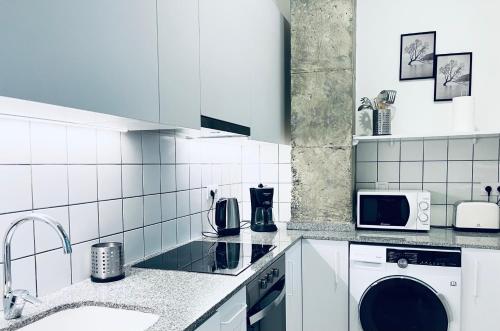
[133,241,276,276]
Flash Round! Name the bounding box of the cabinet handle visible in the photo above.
[473,259,479,298]
[286,260,293,296]
[220,304,247,326]
[334,251,340,290]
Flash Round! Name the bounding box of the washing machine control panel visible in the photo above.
[386,248,461,267]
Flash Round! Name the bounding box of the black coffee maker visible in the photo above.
[250,184,277,232]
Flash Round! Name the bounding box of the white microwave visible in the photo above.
[356,190,431,231]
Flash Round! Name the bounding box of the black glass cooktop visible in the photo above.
[133,241,276,276]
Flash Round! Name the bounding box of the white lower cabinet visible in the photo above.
[286,240,302,331]
[461,248,500,331]
[195,287,246,331]
[302,240,349,331]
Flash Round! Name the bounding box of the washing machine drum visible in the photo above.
[359,276,448,331]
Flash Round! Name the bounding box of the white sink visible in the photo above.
[18,306,159,331]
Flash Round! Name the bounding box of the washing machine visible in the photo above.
[350,244,461,331]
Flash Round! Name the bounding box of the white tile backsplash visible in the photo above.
[143,164,161,195]
[447,161,473,183]
[473,161,498,183]
[97,165,122,200]
[377,162,399,182]
[121,132,142,164]
[124,229,144,264]
[161,164,176,193]
[97,130,121,164]
[448,139,473,160]
[142,133,160,164]
[474,137,499,160]
[69,203,99,244]
[162,220,177,250]
[378,141,400,161]
[424,139,448,161]
[0,119,31,164]
[32,165,68,209]
[161,192,177,221]
[30,122,67,164]
[68,165,97,204]
[123,197,144,231]
[176,216,191,244]
[0,166,32,213]
[356,137,500,229]
[67,127,97,164]
[122,165,143,197]
[144,194,161,226]
[176,165,190,191]
[144,223,162,257]
[160,136,176,164]
[0,117,291,298]
[176,190,190,217]
[98,199,123,237]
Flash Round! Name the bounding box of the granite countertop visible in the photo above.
[2,223,499,331]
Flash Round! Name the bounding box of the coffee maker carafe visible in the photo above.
[250,184,277,232]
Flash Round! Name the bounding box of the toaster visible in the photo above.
[453,201,500,232]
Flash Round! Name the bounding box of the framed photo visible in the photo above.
[399,31,436,80]
[434,52,472,101]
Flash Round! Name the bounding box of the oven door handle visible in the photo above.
[248,280,286,326]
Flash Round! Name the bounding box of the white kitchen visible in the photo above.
[0,0,499,330]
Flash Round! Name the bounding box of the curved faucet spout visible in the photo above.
[3,213,72,320]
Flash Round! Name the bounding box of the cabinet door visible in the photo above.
[0,0,159,123]
[249,0,287,144]
[157,0,201,130]
[196,311,221,331]
[302,240,349,331]
[218,287,247,331]
[286,240,302,331]
[462,248,500,331]
[199,0,253,127]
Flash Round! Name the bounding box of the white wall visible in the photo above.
[356,0,500,135]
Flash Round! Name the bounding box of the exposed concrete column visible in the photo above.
[290,0,355,225]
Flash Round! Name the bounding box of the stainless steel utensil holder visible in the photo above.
[91,242,125,283]
[373,109,392,135]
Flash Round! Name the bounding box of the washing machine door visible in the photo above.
[359,276,449,331]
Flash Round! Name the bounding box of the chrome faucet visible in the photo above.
[3,213,72,320]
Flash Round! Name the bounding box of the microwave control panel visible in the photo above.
[416,191,431,228]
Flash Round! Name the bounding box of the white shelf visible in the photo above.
[352,131,500,145]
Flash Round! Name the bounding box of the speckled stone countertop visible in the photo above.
[2,223,499,331]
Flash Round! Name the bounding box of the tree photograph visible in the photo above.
[400,31,436,80]
[434,52,472,101]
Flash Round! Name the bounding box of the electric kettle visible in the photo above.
[215,198,241,237]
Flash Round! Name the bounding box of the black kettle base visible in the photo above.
[217,228,241,237]
[251,223,278,232]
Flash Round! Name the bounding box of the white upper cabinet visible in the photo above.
[199,0,253,128]
[249,0,288,144]
[0,0,160,123]
[157,0,201,130]
[461,248,500,331]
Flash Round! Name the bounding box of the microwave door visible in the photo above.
[359,195,411,228]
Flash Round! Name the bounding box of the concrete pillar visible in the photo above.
[289,0,355,227]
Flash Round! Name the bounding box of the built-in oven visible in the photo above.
[247,255,286,331]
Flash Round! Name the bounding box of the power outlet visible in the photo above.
[206,185,219,200]
[480,183,500,196]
